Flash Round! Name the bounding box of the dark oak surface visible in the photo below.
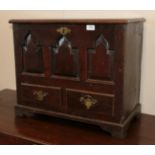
[0,89,155,145]
[10,19,145,138]
[9,18,145,24]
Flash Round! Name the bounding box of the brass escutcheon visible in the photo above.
[56,27,71,36]
[80,95,97,110]
[33,90,48,101]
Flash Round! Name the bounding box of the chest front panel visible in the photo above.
[13,23,124,121]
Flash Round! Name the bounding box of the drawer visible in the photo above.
[20,84,62,111]
[66,89,115,118]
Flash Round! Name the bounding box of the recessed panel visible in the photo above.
[87,34,115,82]
[51,36,79,78]
[22,31,44,74]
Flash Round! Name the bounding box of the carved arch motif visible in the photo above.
[51,36,79,78]
[87,34,115,81]
[22,31,44,73]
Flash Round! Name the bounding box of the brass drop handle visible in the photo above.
[33,90,48,101]
[56,27,71,36]
[80,95,97,110]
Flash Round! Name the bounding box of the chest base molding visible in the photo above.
[15,103,141,139]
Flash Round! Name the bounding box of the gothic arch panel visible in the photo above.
[22,31,44,74]
[87,34,115,81]
[51,36,79,78]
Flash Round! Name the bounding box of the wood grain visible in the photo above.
[9,18,145,24]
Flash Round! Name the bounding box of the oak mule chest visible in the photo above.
[10,19,145,138]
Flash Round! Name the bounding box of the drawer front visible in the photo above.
[66,89,115,118]
[20,84,62,111]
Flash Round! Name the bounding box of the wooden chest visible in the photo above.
[10,19,145,138]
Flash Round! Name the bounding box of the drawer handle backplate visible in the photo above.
[56,27,71,36]
[33,90,48,101]
[80,95,97,110]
